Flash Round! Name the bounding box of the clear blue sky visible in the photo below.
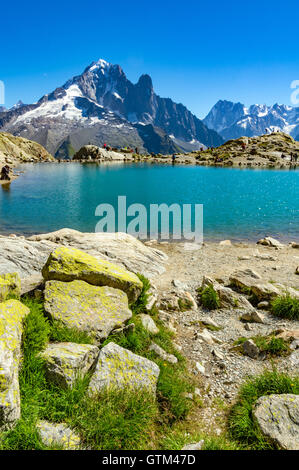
[1,0,299,118]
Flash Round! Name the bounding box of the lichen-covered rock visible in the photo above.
[253,394,299,450]
[0,300,30,429]
[88,342,160,395]
[44,280,132,342]
[42,245,143,303]
[36,420,81,449]
[40,342,99,389]
[0,273,21,301]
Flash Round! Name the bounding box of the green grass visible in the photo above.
[228,369,299,449]
[234,334,290,357]
[178,298,194,312]
[271,294,299,320]
[198,286,220,310]
[0,276,197,450]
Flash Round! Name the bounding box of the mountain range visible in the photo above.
[0,59,223,157]
[203,100,299,141]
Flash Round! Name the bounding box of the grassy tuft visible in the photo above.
[228,369,299,449]
[199,286,220,310]
[271,294,299,320]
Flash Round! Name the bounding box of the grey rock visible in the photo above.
[253,394,299,450]
[149,342,178,364]
[40,342,99,389]
[182,440,204,450]
[242,339,260,359]
[44,280,132,342]
[36,420,81,449]
[88,342,160,395]
[140,314,159,334]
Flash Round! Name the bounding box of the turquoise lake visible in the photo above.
[0,163,298,241]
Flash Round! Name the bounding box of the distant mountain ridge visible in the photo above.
[203,100,299,141]
[0,59,223,156]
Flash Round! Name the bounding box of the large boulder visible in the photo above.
[28,228,167,279]
[36,421,81,450]
[40,342,99,389]
[253,394,299,450]
[0,230,167,290]
[42,246,143,303]
[44,280,132,342]
[0,273,21,301]
[0,300,30,429]
[88,342,160,395]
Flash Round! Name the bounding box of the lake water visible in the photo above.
[0,163,298,242]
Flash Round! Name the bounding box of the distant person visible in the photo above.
[135,147,138,154]
[172,154,176,163]
[103,143,107,149]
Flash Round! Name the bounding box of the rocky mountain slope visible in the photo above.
[0,132,54,166]
[0,60,223,157]
[204,100,299,141]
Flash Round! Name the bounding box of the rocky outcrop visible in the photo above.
[42,245,143,303]
[40,342,99,388]
[88,342,160,395]
[0,132,54,167]
[44,280,132,342]
[36,421,81,449]
[72,145,127,161]
[0,300,30,429]
[28,228,167,279]
[253,394,299,450]
[0,230,167,294]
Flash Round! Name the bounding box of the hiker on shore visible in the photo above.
[172,154,176,164]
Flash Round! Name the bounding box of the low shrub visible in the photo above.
[271,294,299,320]
[200,286,220,310]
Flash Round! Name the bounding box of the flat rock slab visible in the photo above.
[42,245,143,303]
[0,300,30,429]
[29,228,168,279]
[40,342,99,389]
[36,421,81,449]
[88,342,160,395]
[44,280,132,342]
[253,394,299,450]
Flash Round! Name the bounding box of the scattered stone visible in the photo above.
[290,242,299,249]
[0,300,30,429]
[42,245,143,303]
[112,323,135,336]
[251,282,281,301]
[290,339,299,351]
[0,273,21,302]
[44,280,132,342]
[229,268,262,290]
[295,266,299,275]
[212,348,224,360]
[195,362,205,374]
[145,286,158,311]
[40,342,99,389]
[182,440,204,450]
[36,421,81,450]
[196,328,222,345]
[253,394,299,450]
[240,310,265,324]
[244,323,252,331]
[88,342,160,395]
[257,237,284,248]
[289,350,299,366]
[201,276,255,312]
[201,317,220,329]
[254,252,276,261]
[172,279,188,290]
[257,301,269,309]
[149,342,178,364]
[219,240,232,246]
[242,339,260,359]
[140,314,159,334]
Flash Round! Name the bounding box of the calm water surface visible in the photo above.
[0,163,298,242]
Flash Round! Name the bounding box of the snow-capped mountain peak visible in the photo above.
[203,100,299,140]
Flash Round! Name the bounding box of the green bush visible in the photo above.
[228,370,299,449]
[130,273,151,314]
[271,294,299,320]
[200,286,220,310]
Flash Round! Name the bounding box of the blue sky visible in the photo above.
[1,0,299,118]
